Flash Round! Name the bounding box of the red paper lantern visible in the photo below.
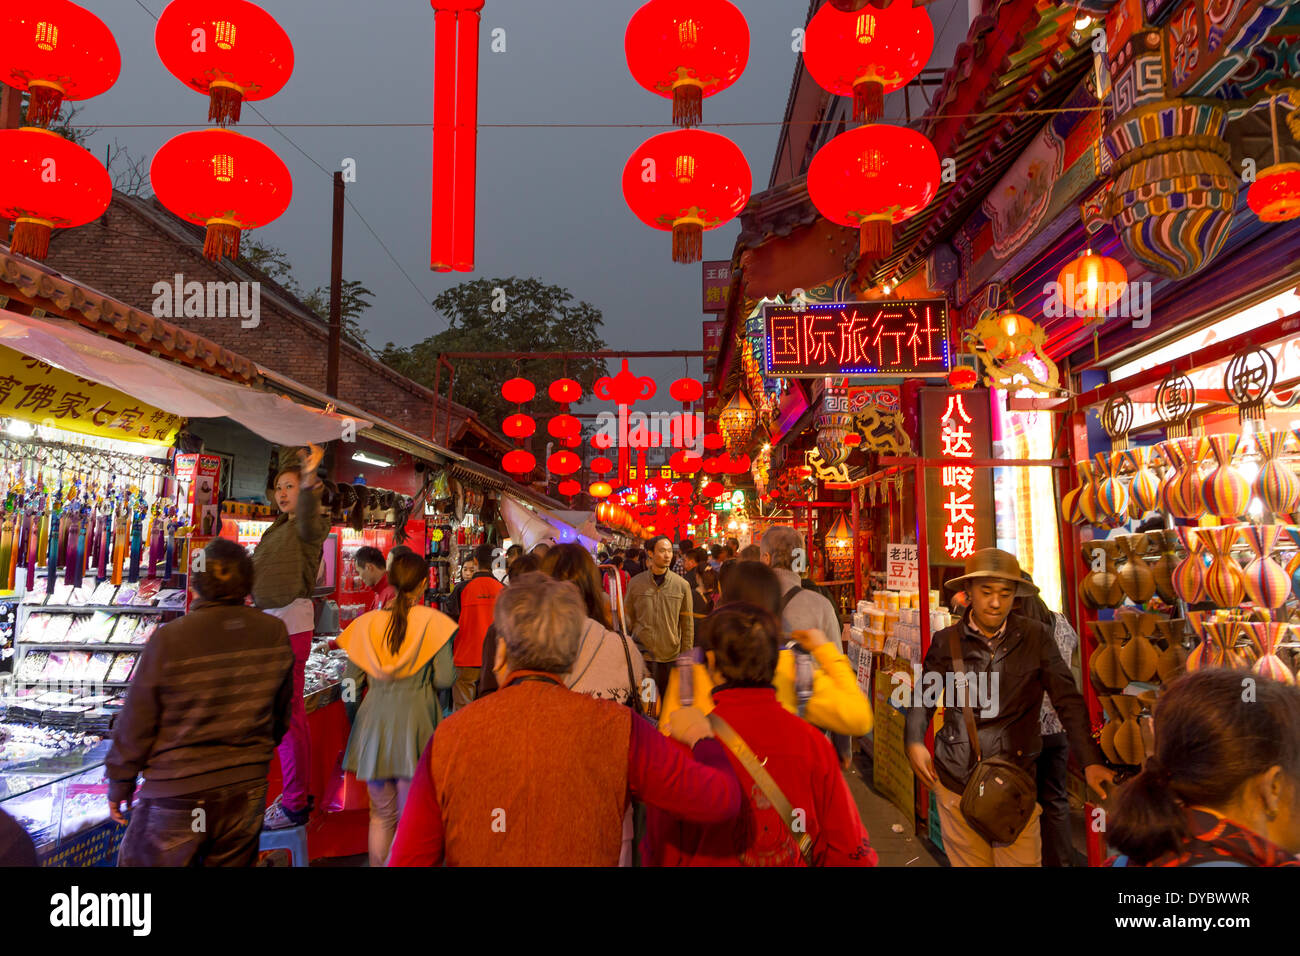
[671,481,694,499]
[0,0,121,128]
[547,414,581,439]
[150,128,291,261]
[723,453,751,474]
[557,479,581,497]
[625,0,749,128]
[804,0,933,122]
[590,481,613,499]
[703,481,725,498]
[669,450,703,474]
[502,413,535,439]
[843,432,863,447]
[1248,163,1300,223]
[703,456,724,474]
[703,432,726,451]
[0,127,110,260]
[547,451,581,476]
[1057,249,1128,315]
[948,366,978,390]
[154,0,294,126]
[590,456,614,475]
[548,378,582,404]
[807,124,939,265]
[622,129,751,264]
[670,377,704,403]
[501,377,535,404]
[502,449,535,475]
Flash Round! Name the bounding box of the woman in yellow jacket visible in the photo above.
[658,626,872,736]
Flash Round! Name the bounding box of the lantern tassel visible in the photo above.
[672,85,703,128]
[208,87,244,126]
[203,222,242,261]
[11,219,53,260]
[672,222,703,264]
[26,86,65,128]
[858,219,893,260]
[853,79,885,123]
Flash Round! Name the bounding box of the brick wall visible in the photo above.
[41,195,441,439]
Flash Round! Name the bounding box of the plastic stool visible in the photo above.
[258,825,309,867]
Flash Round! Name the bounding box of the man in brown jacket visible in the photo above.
[626,535,694,704]
[108,538,295,866]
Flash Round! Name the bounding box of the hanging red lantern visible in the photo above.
[590,456,613,475]
[150,128,291,261]
[625,0,749,128]
[670,377,704,404]
[721,453,751,474]
[703,431,726,451]
[1248,163,1300,223]
[948,366,978,390]
[804,0,933,122]
[703,456,724,474]
[154,0,294,126]
[671,481,694,499]
[502,449,535,475]
[669,450,703,474]
[548,378,582,404]
[843,432,863,447]
[807,124,939,264]
[547,451,581,476]
[502,413,535,439]
[703,481,725,498]
[430,0,484,271]
[1056,248,1128,316]
[0,0,121,128]
[622,129,751,264]
[0,127,110,260]
[590,481,613,499]
[501,377,535,404]
[557,479,581,498]
[547,414,581,439]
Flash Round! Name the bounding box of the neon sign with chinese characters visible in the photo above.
[762,300,951,378]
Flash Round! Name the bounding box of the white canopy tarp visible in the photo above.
[0,309,365,445]
[501,497,602,553]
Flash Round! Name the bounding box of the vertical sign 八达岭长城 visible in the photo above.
[920,390,994,569]
[885,543,918,590]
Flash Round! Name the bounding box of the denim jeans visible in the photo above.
[117,779,269,867]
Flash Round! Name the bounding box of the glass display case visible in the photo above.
[0,737,112,856]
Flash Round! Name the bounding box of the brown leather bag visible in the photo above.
[948,628,1038,847]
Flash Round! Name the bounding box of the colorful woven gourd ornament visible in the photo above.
[1247,621,1295,684]
[1241,523,1290,609]
[1155,440,1183,514]
[1093,451,1128,525]
[1116,533,1155,604]
[1069,460,1099,525]
[1201,433,1251,518]
[1199,526,1244,608]
[1185,613,1223,671]
[1171,526,1206,604]
[1254,430,1300,514]
[1170,436,1210,519]
[1127,446,1161,519]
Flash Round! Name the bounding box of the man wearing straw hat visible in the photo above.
[904,548,1114,866]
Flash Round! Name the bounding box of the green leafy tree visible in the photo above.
[380,277,609,429]
[238,239,375,352]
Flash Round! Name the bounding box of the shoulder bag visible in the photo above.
[948,628,1038,847]
[708,713,814,866]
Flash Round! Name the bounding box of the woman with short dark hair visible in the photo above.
[1108,670,1300,867]
[644,603,876,867]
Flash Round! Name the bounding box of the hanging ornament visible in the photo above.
[501,378,536,404]
[557,479,581,498]
[669,449,703,474]
[806,124,939,265]
[589,481,612,499]
[622,129,752,263]
[502,449,536,476]
[1248,97,1300,223]
[670,377,704,406]
[718,390,756,452]
[149,127,292,261]
[590,456,613,475]
[824,511,854,578]
[1056,248,1128,318]
[625,0,749,128]
[430,1,485,271]
[547,451,581,476]
[547,414,581,440]
[154,0,294,126]
[0,127,110,260]
[0,0,121,128]
[502,413,535,439]
[548,378,582,405]
[803,0,933,122]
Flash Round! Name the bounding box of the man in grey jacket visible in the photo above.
[759,526,843,650]
[625,535,694,703]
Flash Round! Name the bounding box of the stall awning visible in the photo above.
[0,310,365,446]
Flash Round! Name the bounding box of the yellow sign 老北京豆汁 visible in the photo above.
[0,345,184,445]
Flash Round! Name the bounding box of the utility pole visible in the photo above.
[326,171,344,397]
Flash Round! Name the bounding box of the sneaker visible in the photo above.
[263,794,311,830]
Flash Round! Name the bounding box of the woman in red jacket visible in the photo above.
[643,603,877,867]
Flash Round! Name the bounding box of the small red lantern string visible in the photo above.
[500,376,536,480]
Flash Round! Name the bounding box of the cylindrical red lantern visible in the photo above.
[502,413,535,439]
[0,127,110,260]
[625,0,749,128]
[0,0,121,128]
[154,0,294,126]
[804,0,933,122]
[547,451,581,476]
[502,449,535,475]
[548,378,582,405]
[547,414,581,439]
[501,377,535,404]
[622,129,751,264]
[807,124,939,264]
[149,128,292,261]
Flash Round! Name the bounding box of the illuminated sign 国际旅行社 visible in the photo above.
[761,300,951,378]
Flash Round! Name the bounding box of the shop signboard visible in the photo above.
[761,300,950,378]
[0,344,184,445]
[872,661,915,819]
[885,543,918,590]
[920,389,994,568]
[702,319,724,375]
[702,260,731,313]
